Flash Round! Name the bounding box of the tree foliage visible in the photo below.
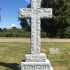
[0,28,46,38]
[19,4,31,32]
[19,0,70,38]
[20,18,30,31]
[41,0,70,38]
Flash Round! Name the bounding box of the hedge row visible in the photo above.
[0,32,47,38]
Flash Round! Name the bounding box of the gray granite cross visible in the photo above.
[19,0,52,54]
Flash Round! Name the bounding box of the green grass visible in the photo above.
[41,43,70,70]
[0,42,70,70]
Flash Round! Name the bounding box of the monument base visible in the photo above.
[25,53,47,62]
[21,61,53,70]
[20,53,53,70]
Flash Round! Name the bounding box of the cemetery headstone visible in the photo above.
[49,48,59,54]
[19,0,53,70]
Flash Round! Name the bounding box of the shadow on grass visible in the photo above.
[0,62,19,70]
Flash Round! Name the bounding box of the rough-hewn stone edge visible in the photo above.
[21,62,53,70]
[25,53,47,62]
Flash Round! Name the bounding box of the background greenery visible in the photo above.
[0,0,70,38]
[0,42,70,70]
[20,0,70,38]
[0,27,46,38]
[0,0,70,70]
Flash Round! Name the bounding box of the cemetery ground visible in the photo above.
[0,40,70,70]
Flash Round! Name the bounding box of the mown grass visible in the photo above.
[0,42,70,70]
[41,42,70,70]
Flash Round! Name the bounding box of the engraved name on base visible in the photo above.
[21,62,50,70]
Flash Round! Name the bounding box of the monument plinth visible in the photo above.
[19,0,53,70]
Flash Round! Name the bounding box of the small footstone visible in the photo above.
[49,48,59,54]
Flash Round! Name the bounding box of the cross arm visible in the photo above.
[19,8,31,18]
[38,8,52,18]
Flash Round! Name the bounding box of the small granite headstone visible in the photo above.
[49,48,59,54]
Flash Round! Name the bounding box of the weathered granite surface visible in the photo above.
[25,53,47,62]
[21,62,53,70]
[19,0,52,54]
[19,0,53,70]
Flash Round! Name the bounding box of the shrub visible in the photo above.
[41,32,46,38]
[63,27,70,38]
[0,28,47,38]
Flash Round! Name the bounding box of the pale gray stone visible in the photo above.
[21,62,52,70]
[19,0,53,70]
[19,0,52,54]
[49,48,59,54]
[25,53,47,62]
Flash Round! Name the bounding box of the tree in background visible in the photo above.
[0,28,2,32]
[19,4,31,32]
[19,18,31,32]
[41,0,70,38]
[19,0,70,38]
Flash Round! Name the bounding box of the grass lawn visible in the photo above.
[0,42,70,70]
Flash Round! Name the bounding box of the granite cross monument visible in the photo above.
[19,0,53,70]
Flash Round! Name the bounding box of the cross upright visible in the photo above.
[19,0,52,54]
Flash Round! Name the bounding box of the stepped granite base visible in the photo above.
[20,53,53,70]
